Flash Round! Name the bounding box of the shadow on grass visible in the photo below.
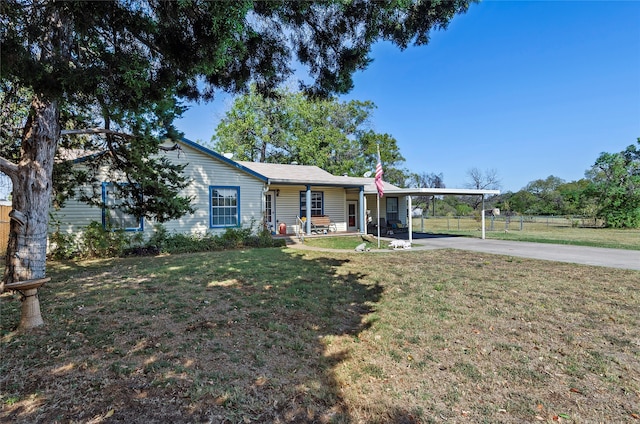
[1,247,382,423]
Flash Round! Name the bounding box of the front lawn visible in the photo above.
[1,247,638,423]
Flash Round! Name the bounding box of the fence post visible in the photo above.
[520,216,523,231]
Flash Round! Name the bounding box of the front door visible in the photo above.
[265,191,276,233]
[347,201,358,231]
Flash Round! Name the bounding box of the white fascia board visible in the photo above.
[366,188,501,196]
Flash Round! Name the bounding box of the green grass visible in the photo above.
[303,225,639,251]
[1,247,639,423]
[303,235,381,250]
[413,217,640,250]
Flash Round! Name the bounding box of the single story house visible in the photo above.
[53,138,499,241]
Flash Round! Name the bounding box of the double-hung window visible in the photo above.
[210,186,240,227]
[102,182,143,231]
[300,191,323,217]
[386,197,399,222]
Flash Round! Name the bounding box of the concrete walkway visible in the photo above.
[413,236,640,270]
[289,235,640,271]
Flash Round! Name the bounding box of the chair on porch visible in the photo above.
[368,217,389,235]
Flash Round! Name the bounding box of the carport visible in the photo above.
[379,188,501,244]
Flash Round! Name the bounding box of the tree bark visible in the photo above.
[2,96,59,330]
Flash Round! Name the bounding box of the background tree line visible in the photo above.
[493,139,640,228]
[212,89,639,229]
[439,140,638,229]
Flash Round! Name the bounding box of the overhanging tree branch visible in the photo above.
[60,128,134,138]
[0,156,19,179]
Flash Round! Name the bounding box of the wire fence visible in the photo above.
[413,215,606,233]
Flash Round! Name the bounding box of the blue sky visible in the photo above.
[178,1,640,193]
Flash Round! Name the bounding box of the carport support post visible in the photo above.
[481,194,486,240]
[408,195,413,245]
[359,187,365,234]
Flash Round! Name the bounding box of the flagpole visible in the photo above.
[377,194,380,248]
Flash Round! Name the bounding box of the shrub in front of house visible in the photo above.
[48,222,285,260]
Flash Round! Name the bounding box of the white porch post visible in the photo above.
[263,186,268,232]
[481,194,486,240]
[359,187,365,234]
[306,185,312,235]
[408,195,413,245]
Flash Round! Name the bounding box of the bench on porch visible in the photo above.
[310,215,337,234]
[388,219,408,233]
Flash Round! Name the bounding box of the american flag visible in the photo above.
[375,147,384,198]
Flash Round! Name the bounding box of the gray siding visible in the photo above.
[160,144,264,235]
[52,143,265,237]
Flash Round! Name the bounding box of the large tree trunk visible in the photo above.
[2,96,59,330]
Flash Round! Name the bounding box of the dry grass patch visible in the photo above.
[328,250,640,423]
[1,248,639,423]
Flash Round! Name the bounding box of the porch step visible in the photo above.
[274,235,303,245]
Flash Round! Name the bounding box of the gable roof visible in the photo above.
[178,138,268,182]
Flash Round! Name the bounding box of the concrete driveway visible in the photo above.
[397,234,640,271]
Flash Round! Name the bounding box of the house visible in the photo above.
[233,160,405,236]
[53,138,401,238]
[53,138,499,241]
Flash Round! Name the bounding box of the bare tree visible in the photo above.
[408,171,445,216]
[466,167,501,190]
[464,168,501,209]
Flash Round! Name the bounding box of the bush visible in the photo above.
[143,224,285,255]
[61,222,285,260]
[79,221,140,258]
[49,227,78,260]
[146,224,169,252]
[220,227,252,249]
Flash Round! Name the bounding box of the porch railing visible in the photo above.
[295,216,305,243]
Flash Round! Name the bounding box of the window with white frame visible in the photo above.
[300,191,323,216]
[210,186,240,227]
[102,182,143,231]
